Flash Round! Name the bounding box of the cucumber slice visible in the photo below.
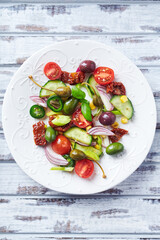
[39,80,66,97]
[87,75,99,95]
[64,127,92,145]
[51,115,71,126]
[74,143,102,160]
[110,95,134,120]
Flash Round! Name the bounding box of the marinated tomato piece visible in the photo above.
[61,71,69,83]
[109,128,128,143]
[48,115,73,132]
[33,121,46,146]
[61,71,85,85]
[106,82,126,95]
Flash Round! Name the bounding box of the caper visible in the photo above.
[70,149,86,161]
[54,86,71,98]
[93,95,103,107]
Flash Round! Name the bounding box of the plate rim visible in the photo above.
[2,39,157,195]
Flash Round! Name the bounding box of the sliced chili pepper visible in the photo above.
[30,105,45,119]
[47,95,63,112]
[109,128,128,143]
[106,82,126,95]
[33,121,46,146]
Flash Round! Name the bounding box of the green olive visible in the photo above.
[106,142,124,155]
[70,149,86,161]
[93,95,103,107]
[45,126,56,143]
[54,86,71,98]
[63,97,79,115]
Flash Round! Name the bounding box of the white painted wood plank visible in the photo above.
[0,196,159,233]
[0,234,159,240]
[0,4,160,33]
[1,35,160,65]
[0,162,160,196]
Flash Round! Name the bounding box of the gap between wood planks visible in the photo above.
[1,32,160,36]
[1,1,160,4]
[0,233,160,238]
[0,194,160,198]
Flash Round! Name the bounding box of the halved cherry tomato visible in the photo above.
[51,135,71,155]
[72,108,92,128]
[94,67,114,85]
[44,62,62,80]
[75,159,94,178]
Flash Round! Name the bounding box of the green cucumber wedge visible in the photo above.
[74,143,102,161]
[64,127,92,145]
[39,80,66,97]
[87,75,99,95]
[110,95,134,120]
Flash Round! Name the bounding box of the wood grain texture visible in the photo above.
[0,234,160,240]
[0,1,160,238]
[1,35,160,66]
[0,162,160,196]
[0,3,160,33]
[0,196,159,233]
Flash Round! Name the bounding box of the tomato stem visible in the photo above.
[28,75,55,94]
[90,159,106,178]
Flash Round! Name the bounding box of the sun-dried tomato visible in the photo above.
[48,115,73,132]
[61,71,85,85]
[33,121,46,146]
[106,82,126,95]
[109,128,128,143]
[61,71,69,83]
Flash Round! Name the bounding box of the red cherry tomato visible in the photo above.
[75,159,94,178]
[44,62,62,80]
[51,135,71,155]
[72,108,92,128]
[94,67,114,85]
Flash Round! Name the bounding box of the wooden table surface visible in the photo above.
[0,1,160,239]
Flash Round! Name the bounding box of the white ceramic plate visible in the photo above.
[2,40,156,194]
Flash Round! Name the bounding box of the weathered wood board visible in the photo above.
[0,4,160,34]
[0,196,160,233]
[0,1,160,239]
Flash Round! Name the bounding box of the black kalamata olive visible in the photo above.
[99,112,116,126]
[79,60,96,73]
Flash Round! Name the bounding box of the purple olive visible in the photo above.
[99,112,116,126]
[79,60,96,73]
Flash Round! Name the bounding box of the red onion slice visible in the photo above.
[96,85,106,92]
[76,67,80,72]
[87,126,114,136]
[30,96,47,108]
[45,144,68,166]
[73,140,96,147]
[96,86,114,111]
[102,136,110,148]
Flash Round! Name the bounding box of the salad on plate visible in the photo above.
[29,60,134,179]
